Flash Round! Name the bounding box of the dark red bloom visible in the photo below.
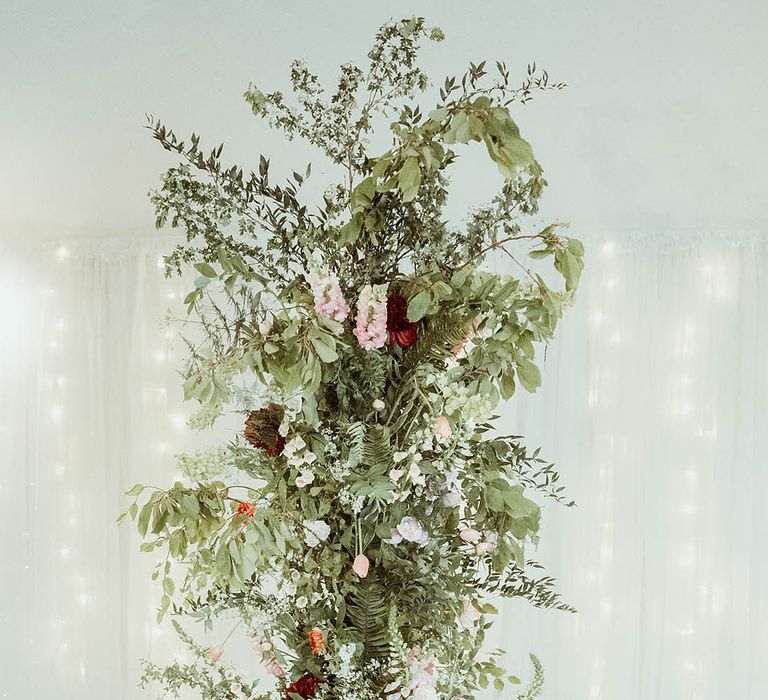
[285,673,320,699]
[387,293,418,348]
[244,403,285,456]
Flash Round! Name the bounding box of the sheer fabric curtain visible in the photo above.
[1,232,766,699]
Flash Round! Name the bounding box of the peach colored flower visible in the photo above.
[207,646,224,661]
[309,628,325,655]
[236,501,256,519]
[434,415,452,439]
[352,553,370,578]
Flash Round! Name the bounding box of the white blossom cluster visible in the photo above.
[175,446,232,482]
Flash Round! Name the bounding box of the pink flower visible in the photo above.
[434,416,452,439]
[460,598,481,630]
[352,553,370,578]
[266,658,285,678]
[353,284,388,349]
[207,646,224,661]
[306,269,350,322]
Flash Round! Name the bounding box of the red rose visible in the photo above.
[387,293,418,348]
[244,403,286,456]
[285,673,320,699]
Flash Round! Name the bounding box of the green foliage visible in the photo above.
[130,16,583,700]
[516,654,545,700]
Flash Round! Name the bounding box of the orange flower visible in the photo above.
[236,501,256,519]
[308,628,325,655]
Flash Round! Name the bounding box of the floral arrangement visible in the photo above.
[123,17,583,700]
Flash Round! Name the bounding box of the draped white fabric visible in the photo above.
[1,232,766,699]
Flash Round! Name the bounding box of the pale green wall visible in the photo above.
[1,0,767,240]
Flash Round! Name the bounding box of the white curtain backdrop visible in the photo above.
[1,232,766,699]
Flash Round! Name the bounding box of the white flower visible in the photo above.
[475,531,499,555]
[387,516,428,546]
[373,399,386,411]
[408,461,425,486]
[295,469,315,488]
[389,468,404,483]
[459,528,482,543]
[303,519,331,547]
[442,490,462,507]
[295,595,308,609]
[393,451,409,463]
[284,435,317,467]
[258,318,273,336]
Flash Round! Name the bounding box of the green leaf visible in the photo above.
[125,483,145,497]
[137,502,154,538]
[428,107,448,123]
[339,214,363,247]
[309,332,338,363]
[397,157,421,203]
[406,290,431,322]
[528,248,551,259]
[500,369,516,399]
[567,237,584,256]
[194,262,217,278]
[517,359,541,392]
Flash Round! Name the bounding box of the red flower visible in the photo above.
[387,293,418,348]
[244,404,285,456]
[285,673,320,699]
[236,501,256,519]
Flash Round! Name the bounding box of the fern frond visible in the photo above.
[347,421,367,468]
[344,576,391,659]
[517,654,544,700]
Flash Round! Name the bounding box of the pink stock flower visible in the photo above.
[266,658,285,678]
[352,553,370,578]
[306,269,350,322]
[353,284,388,350]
